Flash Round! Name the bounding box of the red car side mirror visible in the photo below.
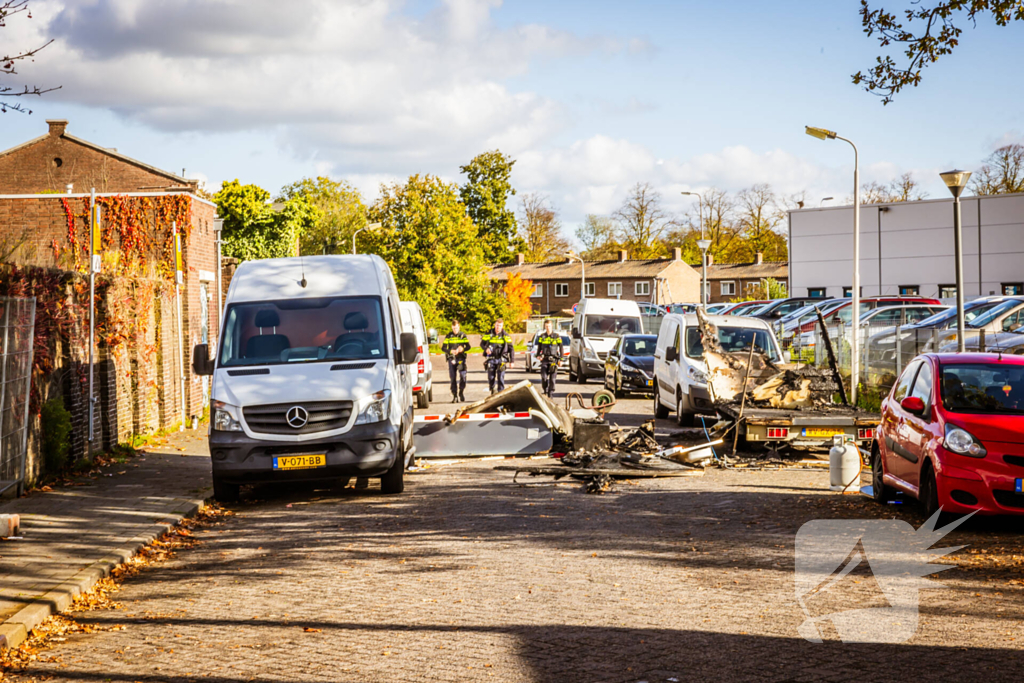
[900,396,925,414]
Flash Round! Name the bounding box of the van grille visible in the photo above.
[243,401,354,435]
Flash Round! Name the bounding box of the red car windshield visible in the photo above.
[940,362,1024,414]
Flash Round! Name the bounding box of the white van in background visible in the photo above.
[653,313,781,426]
[568,298,643,382]
[399,301,433,409]
[191,255,419,501]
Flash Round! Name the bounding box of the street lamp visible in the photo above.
[352,221,382,254]
[806,125,861,404]
[682,191,708,306]
[697,238,711,307]
[566,252,586,300]
[940,169,972,353]
[820,196,834,206]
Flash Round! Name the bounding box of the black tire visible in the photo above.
[577,366,587,384]
[654,391,669,419]
[676,393,695,427]
[380,448,405,495]
[212,477,240,503]
[428,386,433,402]
[871,445,896,503]
[416,390,429,410]
[568,360,577,382]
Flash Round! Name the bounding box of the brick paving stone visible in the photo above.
[8,358,1024,681]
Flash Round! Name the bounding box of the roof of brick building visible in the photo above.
[488,257,692,281]
[705,261,788,280]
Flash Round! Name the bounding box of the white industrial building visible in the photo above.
[788,192,1024,300]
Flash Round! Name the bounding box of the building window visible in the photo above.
[608,282,622,297]
[720,281,736,296]
[808,288,826,299]
[584,282,595,297]
[555,283,569,297]
[899,285,920,296]
[1003,283,1023,296]
[938,284,957,298]
[530,283,543,298]
[635,281,651,296]
[842,286,863,298]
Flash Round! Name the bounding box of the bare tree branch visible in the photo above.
[0,0,59,114]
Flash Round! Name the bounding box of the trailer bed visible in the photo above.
[718,404,880,449]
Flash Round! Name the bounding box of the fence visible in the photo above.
[781,319,1024,401]
[0,298,35,496]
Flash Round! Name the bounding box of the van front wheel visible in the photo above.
[380,448,405,495]
[416,390,429,409]
[654,391,669,419]
[212,477,240,503]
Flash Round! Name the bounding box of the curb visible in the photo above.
[0,495,208,653]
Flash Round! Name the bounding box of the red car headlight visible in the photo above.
[944,424,987,458]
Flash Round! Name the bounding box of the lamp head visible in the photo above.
[939,169,972,199]
[696,239,712,251]
[805,126,836,141]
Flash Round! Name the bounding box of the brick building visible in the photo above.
[703,254,788,304]
[488,249,701,315]
[0,119,218,485]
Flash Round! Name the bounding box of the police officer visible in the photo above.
[533,319,563,399]
[441,320,469,402]
[482,319,514,394]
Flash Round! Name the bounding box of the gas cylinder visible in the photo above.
[829,439,861,493]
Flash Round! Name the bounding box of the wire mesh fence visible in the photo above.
[779,319,1023,404]
[0,297,35,496]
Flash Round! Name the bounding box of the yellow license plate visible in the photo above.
[273,454,326,470]
[802,428,845,438]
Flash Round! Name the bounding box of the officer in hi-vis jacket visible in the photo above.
[441,320,469,402]
[532,319,563,398]
[481,319,514,394]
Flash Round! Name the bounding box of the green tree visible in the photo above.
[735,183,789,262]
[459,150,524,263]
[214,180,317,261]
[277,176,367,255]
[365,174,503,330]
[853,1,1024,104]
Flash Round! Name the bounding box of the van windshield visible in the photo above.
[584,315,641,337]
[219,296,387,367]
[685,326,779,361]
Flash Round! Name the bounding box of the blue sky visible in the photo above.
[2,0,1021,228]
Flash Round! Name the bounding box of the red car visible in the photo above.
[873,352,1024,516]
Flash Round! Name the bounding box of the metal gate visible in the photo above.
[0,298,35,496]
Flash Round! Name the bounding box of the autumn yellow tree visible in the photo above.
[502,272,535,332]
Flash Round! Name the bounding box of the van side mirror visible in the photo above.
[572,328,581,339]
[665,346,678,362]
[399,332,418,365]
[192,344,214,376]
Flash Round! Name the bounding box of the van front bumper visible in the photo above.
[209,420,401,484]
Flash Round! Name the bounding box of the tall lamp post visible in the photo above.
[806,126,861,404]
[696,238,711,307]
[352,221,382,254]
[940,169,972,353]
[682,191,706,305]
[566,252,586,301]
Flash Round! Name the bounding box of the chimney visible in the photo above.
[706,254,714,266]
[618,249,628,262]
[755,251,763,265]
[47,119,68,138]
[672,247,681,261]
[516,253,525,266]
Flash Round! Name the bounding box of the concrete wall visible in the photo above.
[789,193,1024,299]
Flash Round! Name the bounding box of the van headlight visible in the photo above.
[687,366,708,384]
[212,400,242,432]
[356,390,391,425]
[582,347,598,360]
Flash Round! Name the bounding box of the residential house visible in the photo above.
[703,253,789,304]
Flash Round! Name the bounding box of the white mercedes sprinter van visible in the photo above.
[191,255,419,501]
[568,298,643,382]
[399,300,433,409]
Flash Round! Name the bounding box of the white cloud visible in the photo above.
[18,0,621,175]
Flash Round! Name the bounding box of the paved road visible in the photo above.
[10,356,1024,682]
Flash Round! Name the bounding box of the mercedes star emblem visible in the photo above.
[286,405,309,429]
